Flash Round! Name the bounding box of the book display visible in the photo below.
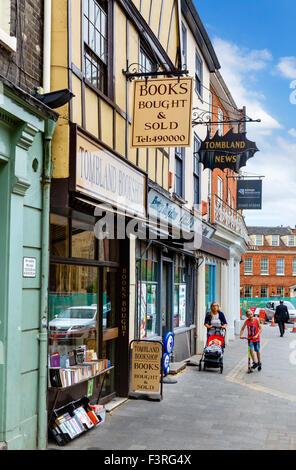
[49,396,106,446]
[48,346,113,445]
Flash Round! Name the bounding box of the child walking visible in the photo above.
[240,309,262,371]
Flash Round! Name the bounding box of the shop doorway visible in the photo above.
[161,259,173,337]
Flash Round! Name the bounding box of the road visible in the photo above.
[49,323,296,450]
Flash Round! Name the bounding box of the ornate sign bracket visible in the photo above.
[192,107,261,127]
[122,62,189,81]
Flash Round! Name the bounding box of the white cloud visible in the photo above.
[277,57,296,79]
[212,38,295,226]
[213,38,282,137]
[288,128,296,137]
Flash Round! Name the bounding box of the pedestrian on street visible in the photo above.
[240,309,262,370]
[204,302,227,338]
[274,300,289,337]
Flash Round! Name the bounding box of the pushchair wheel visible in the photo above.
[198,362,202,371]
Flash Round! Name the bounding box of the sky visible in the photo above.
[194,0,296,228]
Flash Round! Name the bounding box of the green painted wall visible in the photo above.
[0,87,55,450]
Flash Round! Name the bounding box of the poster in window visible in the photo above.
[138,283,147,339]
[179,285,186,327]
[174,285,179,328]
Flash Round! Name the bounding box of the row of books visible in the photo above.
[49,346,98,369]
[49,359,111,388]
[53,406,99,440]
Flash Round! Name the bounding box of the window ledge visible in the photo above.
[0,29,17,53]
[172,192,187,205]
[244,273,253,276]
[276,274,285,276]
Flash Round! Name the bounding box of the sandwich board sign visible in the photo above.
[129,340,163,400]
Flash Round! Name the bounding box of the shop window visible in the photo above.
[137,243,159,338]
[48,264,98,358]
[83,0,108,94]
[174,255,187,328]
[72,218,96,259]
[205,263,216,311]
[50,214,69,257]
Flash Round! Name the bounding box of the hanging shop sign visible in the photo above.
[130,340,163,395]
[75,132,146,217]
[237,179,262,210]
[132,77,193,148]
[198,129,259,172]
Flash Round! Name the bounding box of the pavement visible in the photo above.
[48,323,296,450]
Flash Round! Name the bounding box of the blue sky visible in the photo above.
[194,0,296,227]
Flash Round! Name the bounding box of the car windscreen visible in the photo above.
[57,308,95,319]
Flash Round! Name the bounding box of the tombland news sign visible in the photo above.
[130,341,162,393]
[132,77,193,148]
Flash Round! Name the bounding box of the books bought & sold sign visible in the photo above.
[132,77,193,148]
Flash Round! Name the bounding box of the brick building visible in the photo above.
[241,226,296,299]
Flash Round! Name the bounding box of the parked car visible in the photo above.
[265,301,296,323]
[49,306,98,337]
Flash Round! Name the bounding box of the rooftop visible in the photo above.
[247,226,294,236]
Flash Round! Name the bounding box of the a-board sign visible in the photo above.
[132,77,193,148]
[130,341,162,393]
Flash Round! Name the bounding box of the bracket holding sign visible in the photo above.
[129,340,164,401]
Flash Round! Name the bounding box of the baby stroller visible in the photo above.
[198,327,226,374]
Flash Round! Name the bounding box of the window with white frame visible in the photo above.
[83,0,108,94]
[218,107,223,136]
[277,287,284,297]
[244,286,252,298]
[217,176,223,200]
[271,235,279,246]
[244,258,253,275]
[0,0,16,52]
[277,258,285,275]
[193,134,201,205]
[261,258,269,275]
[195,50,203,98]
[255,235,263,246]
[288,235,295,246]
[261,286,268,298]
[293,259,296,275]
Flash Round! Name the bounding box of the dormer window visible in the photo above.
[271,235,279,246]
[255,235,263,246]
[288,235,295,246]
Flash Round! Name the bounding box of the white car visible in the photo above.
[49,306,97,336]
[265,301,296,323]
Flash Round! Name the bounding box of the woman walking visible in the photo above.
[204,302,227,337]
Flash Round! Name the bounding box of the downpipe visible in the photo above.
[37,119,56,450]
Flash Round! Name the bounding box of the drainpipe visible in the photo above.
[43,0,52,93]
[38,118,56,450]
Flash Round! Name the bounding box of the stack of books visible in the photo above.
[53,406,99,440]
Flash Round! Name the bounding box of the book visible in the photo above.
[49,368,62,388]
[60,354,70,369]
[50,353,60,368]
